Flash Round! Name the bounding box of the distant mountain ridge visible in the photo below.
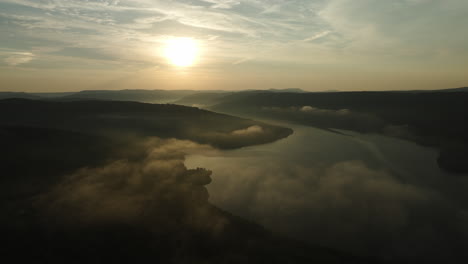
[0,86,466,102]
[60,89,197,103]
[0,92,41,100]
[437,86,468,92]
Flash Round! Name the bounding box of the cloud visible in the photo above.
[231,125,263,136]
[319,0,468,58]
[303,30,331,42]
[0,0,330,68]
[232,57,252,64]
[1,0,467,90]
[202,0,240,9]
[3,52,35,66]
[260,4,281,15]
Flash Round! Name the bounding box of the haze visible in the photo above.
[2,1,468,263]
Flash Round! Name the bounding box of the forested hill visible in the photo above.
[0,98,292,149]
[201,91,468,173]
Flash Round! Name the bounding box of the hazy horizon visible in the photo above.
[1,86,468,94]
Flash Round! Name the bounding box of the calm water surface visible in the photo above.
[186,123,468,260]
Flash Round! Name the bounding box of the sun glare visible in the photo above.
[164,37,198,67]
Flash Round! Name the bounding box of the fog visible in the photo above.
[186,123,468,262]
[3,135,352,263]
[38,138,221,228]
[2,96,468,263]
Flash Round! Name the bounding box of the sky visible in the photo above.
[0,0,467,92]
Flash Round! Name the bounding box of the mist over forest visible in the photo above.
[0,87,467,263]
[2,0,468,262]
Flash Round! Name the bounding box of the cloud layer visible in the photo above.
[1,0,467,91]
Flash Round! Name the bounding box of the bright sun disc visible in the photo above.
[164,37,198,67]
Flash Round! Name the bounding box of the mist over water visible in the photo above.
[186,123,468,262]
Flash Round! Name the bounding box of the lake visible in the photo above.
[186,122,468,261]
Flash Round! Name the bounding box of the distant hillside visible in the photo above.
[268,88,305,93]
[175,89,307,108]
[0,92,41,100]
[174,92,233,107]
[30,92,75,98]
[201,91,468,174]
[437,87,468,92]
[60,89,196,103]
[0,88,304,103]
[0,98,292,149]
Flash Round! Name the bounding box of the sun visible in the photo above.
[163,37,198,67]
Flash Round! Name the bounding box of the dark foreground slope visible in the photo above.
[0,99,373,263]
[193,91,468,174]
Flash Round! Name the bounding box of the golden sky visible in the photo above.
[1,0,467,92]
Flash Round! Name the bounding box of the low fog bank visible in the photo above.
[2,137,219,262]
[261,106,388,134]
[2,135,366,263]
[187,124,468,263]
[0,100,365,263]
[38,139,216,226]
